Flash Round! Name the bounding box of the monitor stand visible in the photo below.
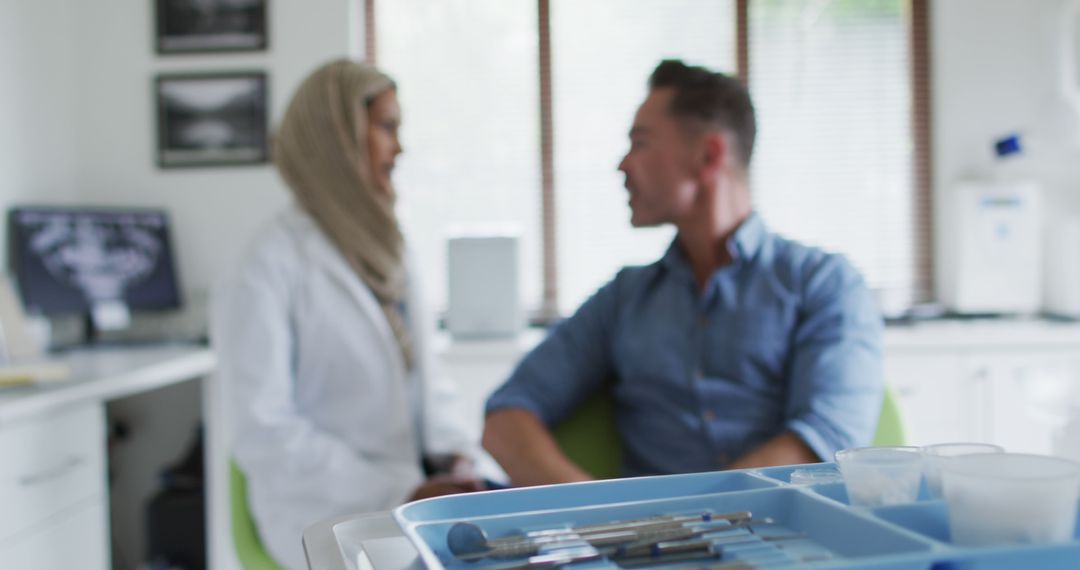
[84,301,132,346]
[83,314,99,345]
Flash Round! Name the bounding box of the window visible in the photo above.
[376,0,541,312]
[374,0,929,318]
[551,0,735,312]
[749,0,919,313]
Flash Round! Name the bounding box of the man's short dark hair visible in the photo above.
[648,59,756,168]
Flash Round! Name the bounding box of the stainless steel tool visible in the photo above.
[446,511,754,559]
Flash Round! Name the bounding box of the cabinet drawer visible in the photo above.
[0,404,107,542]
[0,498,109,570]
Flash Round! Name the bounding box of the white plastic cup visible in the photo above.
[941,453,1080,546]
[835,446,923,507]
[922,443,1004,500]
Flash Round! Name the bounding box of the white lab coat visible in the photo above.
[211,205,472,570]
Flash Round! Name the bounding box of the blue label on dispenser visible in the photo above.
[980,196,1022,208]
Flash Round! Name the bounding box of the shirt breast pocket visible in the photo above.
[710,310,792,384]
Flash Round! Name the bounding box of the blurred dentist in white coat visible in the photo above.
[212,60,483,570]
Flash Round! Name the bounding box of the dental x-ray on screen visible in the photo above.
[7,207,182,317]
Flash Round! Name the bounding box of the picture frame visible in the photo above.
[155,0,268,54]
[155,72,269,168]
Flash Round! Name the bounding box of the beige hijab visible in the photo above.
[274,59,413,370]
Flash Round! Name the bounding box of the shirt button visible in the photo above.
[698,316,709,328]
[702,410,716,422]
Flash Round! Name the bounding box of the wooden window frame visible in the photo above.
[910,0,933,302]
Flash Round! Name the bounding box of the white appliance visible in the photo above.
[939,181,1043,315]
[1044,217,1080,317]
[446,233,522,338]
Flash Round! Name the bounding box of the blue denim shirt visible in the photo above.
[486,214,883,476]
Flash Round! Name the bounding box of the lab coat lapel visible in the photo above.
[305,226,407,379]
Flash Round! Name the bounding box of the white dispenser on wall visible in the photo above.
[939,180,1043,315]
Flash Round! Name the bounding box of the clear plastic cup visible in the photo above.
[941,452,1080,546]
[922,442,1004,499]
[835,446,923,506]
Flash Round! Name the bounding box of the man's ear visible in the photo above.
[703,132,723,166]
[698,132,726,185]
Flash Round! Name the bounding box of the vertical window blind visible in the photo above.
[550,0,735,313]
[749,0,920,313]
[376,0,541,312]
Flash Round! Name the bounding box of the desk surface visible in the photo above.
[0,343,216,426]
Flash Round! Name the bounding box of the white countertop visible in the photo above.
[883,318,1080,351]
[436,318,1080,357]
[0,343,216,427]
[433,329,546,361]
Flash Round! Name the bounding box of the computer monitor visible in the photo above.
[7,206,182,323]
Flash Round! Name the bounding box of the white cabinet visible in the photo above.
[0,403,109,570]
[437,331,544,441]
[0,499,109,570]
[978,351,1080,455]
[0,346,212,570]
[885,351,985,445]
[441,323,1080,460]
[884,321,1080,459]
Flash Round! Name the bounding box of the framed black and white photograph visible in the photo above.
[156,0,268,54]
[155,72,269,168]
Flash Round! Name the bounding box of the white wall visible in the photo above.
[64,1,363,297]
[932,0,1056,189]
[932,0,1080,300]
[0,0,82,254]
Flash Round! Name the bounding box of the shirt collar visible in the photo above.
[660,212,767,277]
[729,212,766,261]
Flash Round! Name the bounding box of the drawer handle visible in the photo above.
[18,455,86,487]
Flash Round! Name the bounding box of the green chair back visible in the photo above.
[551,385,905,476]
[551,389,623,479]
[871,387,907,446]
[230,460,284,570]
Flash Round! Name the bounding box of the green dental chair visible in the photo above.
[230,460,284,570]
[552,387,905,479]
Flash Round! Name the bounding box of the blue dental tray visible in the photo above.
[393,463,1080,569]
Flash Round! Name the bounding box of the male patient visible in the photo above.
[483,59,883,486]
